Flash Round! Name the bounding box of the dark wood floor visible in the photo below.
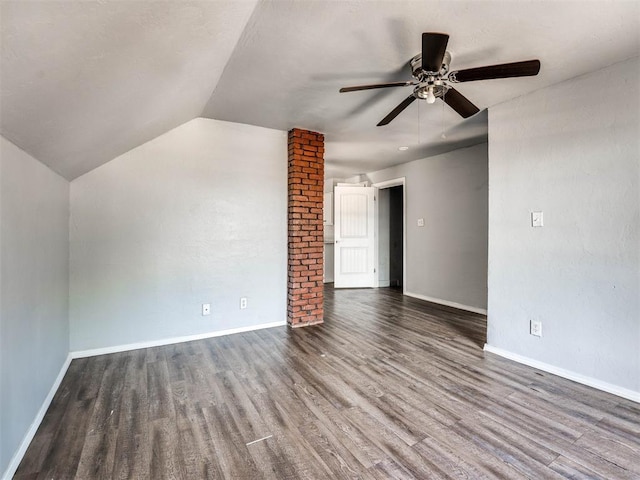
[16,287,640,479]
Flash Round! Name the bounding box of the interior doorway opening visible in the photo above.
[374,178,406,292]
[377,185,404,289]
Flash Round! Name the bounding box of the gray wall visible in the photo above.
[70,118,287,351]
[487,56,639,394]
[0,136,70,476]
[365,143,488,311]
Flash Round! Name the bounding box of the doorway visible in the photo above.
[374,178,406,292]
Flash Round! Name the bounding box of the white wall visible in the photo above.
[487,56,639,396]
[0,137,69,476]
[70,118,287,351]
[363,143,488,312]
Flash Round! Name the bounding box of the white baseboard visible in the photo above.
[378,280,391,287]
[71,321,286,359]
[483,344,640,404]
[2,353,73,480]
[404,291,487,315]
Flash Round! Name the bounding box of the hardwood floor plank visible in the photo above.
[247,423,333,480]
[595,404,640,448]
[149,418,185,479]
[402,411,531,479]
[86,354,129,435]
[147,355,175,421]
[548,454,609,479]
[368,458,418,480]
[35,359,86,438]
[75,427,118,480]
[36,398,95,479]
[450,418,567,479]
[573,430,640,475]
[14,286,640,479]
[176,407,223,480]
[200,404,261,479]
[10,433,52,478]
[112,350,150,480]
[297,419,375,479]
[342,406,454,479]
[412,434,498,480]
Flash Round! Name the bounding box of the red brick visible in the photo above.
[288,128,324,327]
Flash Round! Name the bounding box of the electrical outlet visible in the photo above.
[202,303,211,316]
[240,297,247,309]
[417,218,425,227]
[530,320,542,337]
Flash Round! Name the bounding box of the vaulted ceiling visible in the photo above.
[2,0,639,181]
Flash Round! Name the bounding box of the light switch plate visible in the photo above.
[531,211,544,227]
[417,218,425,227]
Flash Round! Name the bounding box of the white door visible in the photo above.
[334,186,377,288]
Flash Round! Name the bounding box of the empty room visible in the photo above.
[1,1,638,479]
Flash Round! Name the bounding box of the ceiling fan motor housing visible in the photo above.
[410,52,451,100]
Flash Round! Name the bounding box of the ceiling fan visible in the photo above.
[340,32,540,126]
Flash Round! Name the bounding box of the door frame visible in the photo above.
[373,177,406,294]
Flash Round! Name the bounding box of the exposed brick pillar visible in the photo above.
[287,128,324,327]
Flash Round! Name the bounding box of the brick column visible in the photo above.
[288,128,324,327]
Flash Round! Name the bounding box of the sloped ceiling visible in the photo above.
[2,1,639,181]
[0,0,259,180]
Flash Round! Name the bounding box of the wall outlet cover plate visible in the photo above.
[530,320,542,337]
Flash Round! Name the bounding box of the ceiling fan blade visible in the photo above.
[339,81,415,93]
[450,59,541,82]
[377,95,417,126]
[422,32,449,73]
[442,87,480,118]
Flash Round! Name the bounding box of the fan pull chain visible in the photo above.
[418,97,422,145]
[441,92,447,140]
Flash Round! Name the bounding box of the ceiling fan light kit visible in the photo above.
[340,32,541,126]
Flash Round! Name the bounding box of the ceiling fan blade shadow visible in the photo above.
[377,95,417,126]
[388,18,413,57]
[408,132,489,162]
[451,59,541,82]
[442,88,480,118]
[313,70,409,81]
[422,33,449,72]
[340,81,415,93]
[442,109,488,137]
[339,63,413,118]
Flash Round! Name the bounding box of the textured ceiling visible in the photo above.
[0,0,258,179]
[2,1,639,181]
